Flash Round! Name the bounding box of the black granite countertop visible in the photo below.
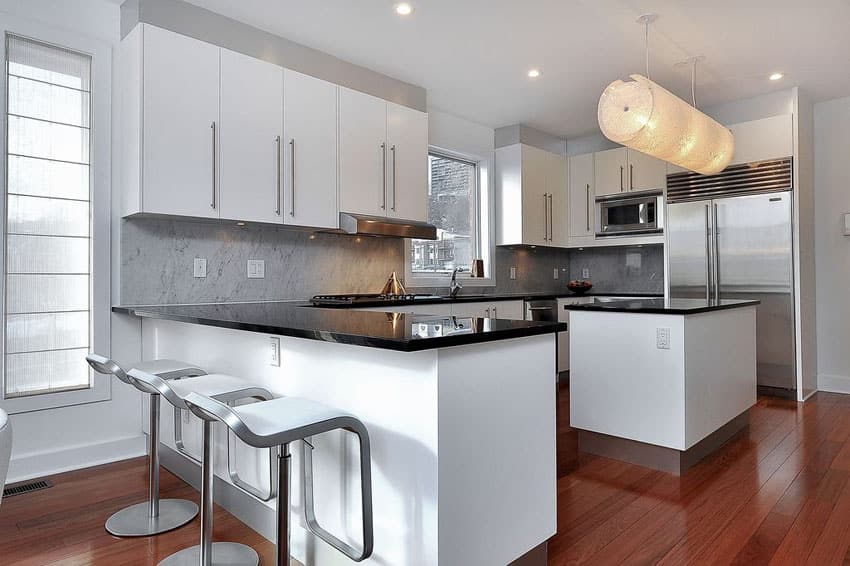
[562,298,760,315]
[309,291,663,308]
[113,302,567,352]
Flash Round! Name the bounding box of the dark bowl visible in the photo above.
[567,282,593,295]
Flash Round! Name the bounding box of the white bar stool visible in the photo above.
[129,368,276,566]
[183,392,374,566]
[86,354,205,537]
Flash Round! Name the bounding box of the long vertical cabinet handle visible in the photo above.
[275,136,282,215]
[210,121,217,209]
[548,193,554,243]
[289,139,295,217]
[704,204,711,302]
[493,306,498,318]
[630,164,634,190]
[543,193,549,241]
[381,143,387,210]
[713,203,720,301]
[585,184,591,232]
[619,165,624,192]
[390,145,397,212]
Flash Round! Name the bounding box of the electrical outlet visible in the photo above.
[553,268,559,279]
[193,257,207,278]
[269,336,281,366]
[247,259,265,279]
[509,266,517,280]
[582,268,590,279]
[656,327,671,349]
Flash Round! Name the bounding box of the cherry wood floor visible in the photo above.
[3,393,850,565]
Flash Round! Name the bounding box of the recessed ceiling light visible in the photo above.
[527,69,541,79]
[769,72,784,81]
[394,3,413,16]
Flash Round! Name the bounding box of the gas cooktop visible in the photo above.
[311,293,442,306]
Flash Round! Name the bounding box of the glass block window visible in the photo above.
[4,34,92,398]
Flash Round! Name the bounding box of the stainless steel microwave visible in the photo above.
[596,191,663,237]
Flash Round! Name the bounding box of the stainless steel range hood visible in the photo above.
[339,212,437,240]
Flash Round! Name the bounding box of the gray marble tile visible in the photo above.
[568,244,664,294]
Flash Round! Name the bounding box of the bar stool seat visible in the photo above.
[86,354,205,538]
[184,393,374,565]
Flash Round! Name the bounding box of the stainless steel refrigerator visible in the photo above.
[666,158,795,392]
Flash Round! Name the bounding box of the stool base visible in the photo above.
[106,499,198,537]
[158,542,259,566]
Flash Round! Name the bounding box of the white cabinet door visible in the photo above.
[627,149,667,192]
[547,152,569,247]
[490,300,524,320]
[727,115,793,166]
[142,25,220,218]
[283,70,339,229]
[569,153,595,238]
[219,49,284,223]
[387,102,428,222]
[594,147,628,196]
[521,145,548,246]
[339,87,388,216]
[451,302,488,318]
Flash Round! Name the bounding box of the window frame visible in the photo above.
[405,144,496,288]
[0,15,112,414]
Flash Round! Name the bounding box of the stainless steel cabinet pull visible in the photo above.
[210,121,216,209]
[289,139,295,217]
[493,306,498,318]
[381,143,387,211]
[704,204,711,302]
[543,193,549,241]
[585,184,591,231]
[485,308,490,318]
[713,203,720,301]
[619,165,624,191]
[548,193,554,242]
[275,136,281,215]
[630,163,634,190]
[391,144,397,212]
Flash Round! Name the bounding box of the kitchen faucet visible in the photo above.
[450,267,465,298]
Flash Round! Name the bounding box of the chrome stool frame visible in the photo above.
[86,354,203,537]
[184,392,374,565]
[130,369,274,566]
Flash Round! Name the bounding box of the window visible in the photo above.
[3,34,95,402]
[408,151,492,285]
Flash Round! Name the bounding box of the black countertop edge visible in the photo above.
[309,291,665,308]
[562,298,761,315]
[112,305,567,352]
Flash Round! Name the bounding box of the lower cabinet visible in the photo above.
[356,300,525,319]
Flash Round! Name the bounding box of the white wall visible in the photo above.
[814,96,850,394]
[0,0,144,482]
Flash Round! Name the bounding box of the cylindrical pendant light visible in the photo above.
[597,74,734,175]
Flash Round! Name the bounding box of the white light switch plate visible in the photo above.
[247,259,265,279]
[510,267,517,280]
[553,268,559,280]
[193,258,207,278]
[269,336,280,366]
[582,268,590,279]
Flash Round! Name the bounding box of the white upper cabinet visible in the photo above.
[496,143,568,248]
[594,146,666,195]
[386,102,428,222]
[136,25,220,218]
[218,49,284,224]
[594,147,628,196]
[568,152,595,239]
[282,70,339,229]
[338,87,388,217]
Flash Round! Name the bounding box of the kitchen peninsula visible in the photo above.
[566,298,759,474]
[114,302,564,566]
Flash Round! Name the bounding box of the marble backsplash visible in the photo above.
[119,218,662,305]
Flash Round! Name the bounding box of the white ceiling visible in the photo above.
[184,0,850,139]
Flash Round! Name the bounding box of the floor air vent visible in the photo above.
[3,479,53,498]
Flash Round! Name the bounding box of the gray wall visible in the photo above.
[120,218,661,304]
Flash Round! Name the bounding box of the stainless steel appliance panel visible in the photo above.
[714,193,795,389]
[667,201,712,300]
[596,192,663,237]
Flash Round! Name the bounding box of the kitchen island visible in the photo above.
[566,298,759,474]
[114,302,565,566]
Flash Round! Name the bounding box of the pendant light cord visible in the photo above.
[691,58,697,107]
[644,20,650,79]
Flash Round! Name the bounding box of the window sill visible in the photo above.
[406,276,496,289]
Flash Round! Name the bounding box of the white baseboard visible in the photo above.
[7,434,147,484]
[818,373,850,395]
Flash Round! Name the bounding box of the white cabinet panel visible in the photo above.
[627,150,667,191]
[338,87,388,216]
[568,153,595,239]
[594,147,627,196]
[283,70,339,229]
[547,152,569,247]
[490,300,524,320]
[450,301,488,318]
[142,25,220,218]
[387,102,428,222]
[219,49,283,223]
[520,145,548,246]
[727,114,793,166]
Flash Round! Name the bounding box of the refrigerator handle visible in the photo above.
[713,203,720,302]
[704,204,712,302]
